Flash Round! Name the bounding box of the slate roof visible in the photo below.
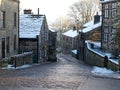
[62,30,79,38]
[20,15,44,38]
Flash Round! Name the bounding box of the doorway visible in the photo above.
[2,38,5,58]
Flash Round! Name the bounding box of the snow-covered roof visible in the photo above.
[49,28,57,32]
[80,20,101,33]
[62,30,79,38]
[83,20,93,27]
[101,0,116,3]
[20,14,44,38]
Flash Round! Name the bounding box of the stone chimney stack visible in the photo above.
[94,12,100,24]
[76,19,81,32]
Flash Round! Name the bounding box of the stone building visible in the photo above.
[62,30,79,54]
[48,29,57,62]
[19,14,49,63]
[77,14,101,60]
[101,0,117,52]
[0,0,19,60]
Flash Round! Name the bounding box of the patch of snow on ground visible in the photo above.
[72,50,77,54]
[2,64,32,70]
[92,66,120,79]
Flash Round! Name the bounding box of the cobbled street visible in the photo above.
[0,54,120,90]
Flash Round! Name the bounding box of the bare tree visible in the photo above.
[68,0,101,24]
[50,16,74,32]
[50,17,74,49]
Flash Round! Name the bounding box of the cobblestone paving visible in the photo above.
[0,54,91,90]
[1,54,120,90]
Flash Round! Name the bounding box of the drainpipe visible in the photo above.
[36,35,39,63]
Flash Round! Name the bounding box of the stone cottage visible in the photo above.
[0,0,19,60]
[19,13,49,63]
[62,30,79,54]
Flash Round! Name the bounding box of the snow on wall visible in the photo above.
[101,0,116,3]
[20,15,44,38]
[86,40,119,65]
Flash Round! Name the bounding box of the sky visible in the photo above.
[20,0,79,24]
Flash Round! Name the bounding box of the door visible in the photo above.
[2,38,5,58]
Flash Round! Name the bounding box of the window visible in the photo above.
[105,4,108,9]
[104,28,109,33]
[0,11,5,28]
[6,37,10,53]
[14,35,16,50]
[112,9,117,18]
[3,11,5,28]
[112,28,116,34]
[14,12,17,27]
[104,34,108,42]
[105,9,109,18]
[112,3,116,8]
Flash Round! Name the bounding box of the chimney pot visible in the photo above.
[94,12,100,24]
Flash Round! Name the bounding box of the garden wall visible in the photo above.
[84,41,120,71]
[11,52,33,68]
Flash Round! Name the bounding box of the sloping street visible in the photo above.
[0,54,120,90]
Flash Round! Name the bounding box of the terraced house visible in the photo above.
[0,0,19,60]
[101,0,118,52]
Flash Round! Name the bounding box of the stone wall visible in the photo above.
[107,60,119,71]
[85,43,104,67]
[84,42,120,71]
[11,52,33,68]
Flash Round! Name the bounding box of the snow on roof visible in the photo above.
[83,22,101,33]
[83,20,94,27]
[20,14,44,38]
[62,30,79,38]
[81,20,101,33]
[49,28,57,32]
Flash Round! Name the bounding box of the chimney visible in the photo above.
[73,26,76,31]
[24,9,32,14]
[94,12,100,24]
[38,8,39,16]
[76,19,81,32]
